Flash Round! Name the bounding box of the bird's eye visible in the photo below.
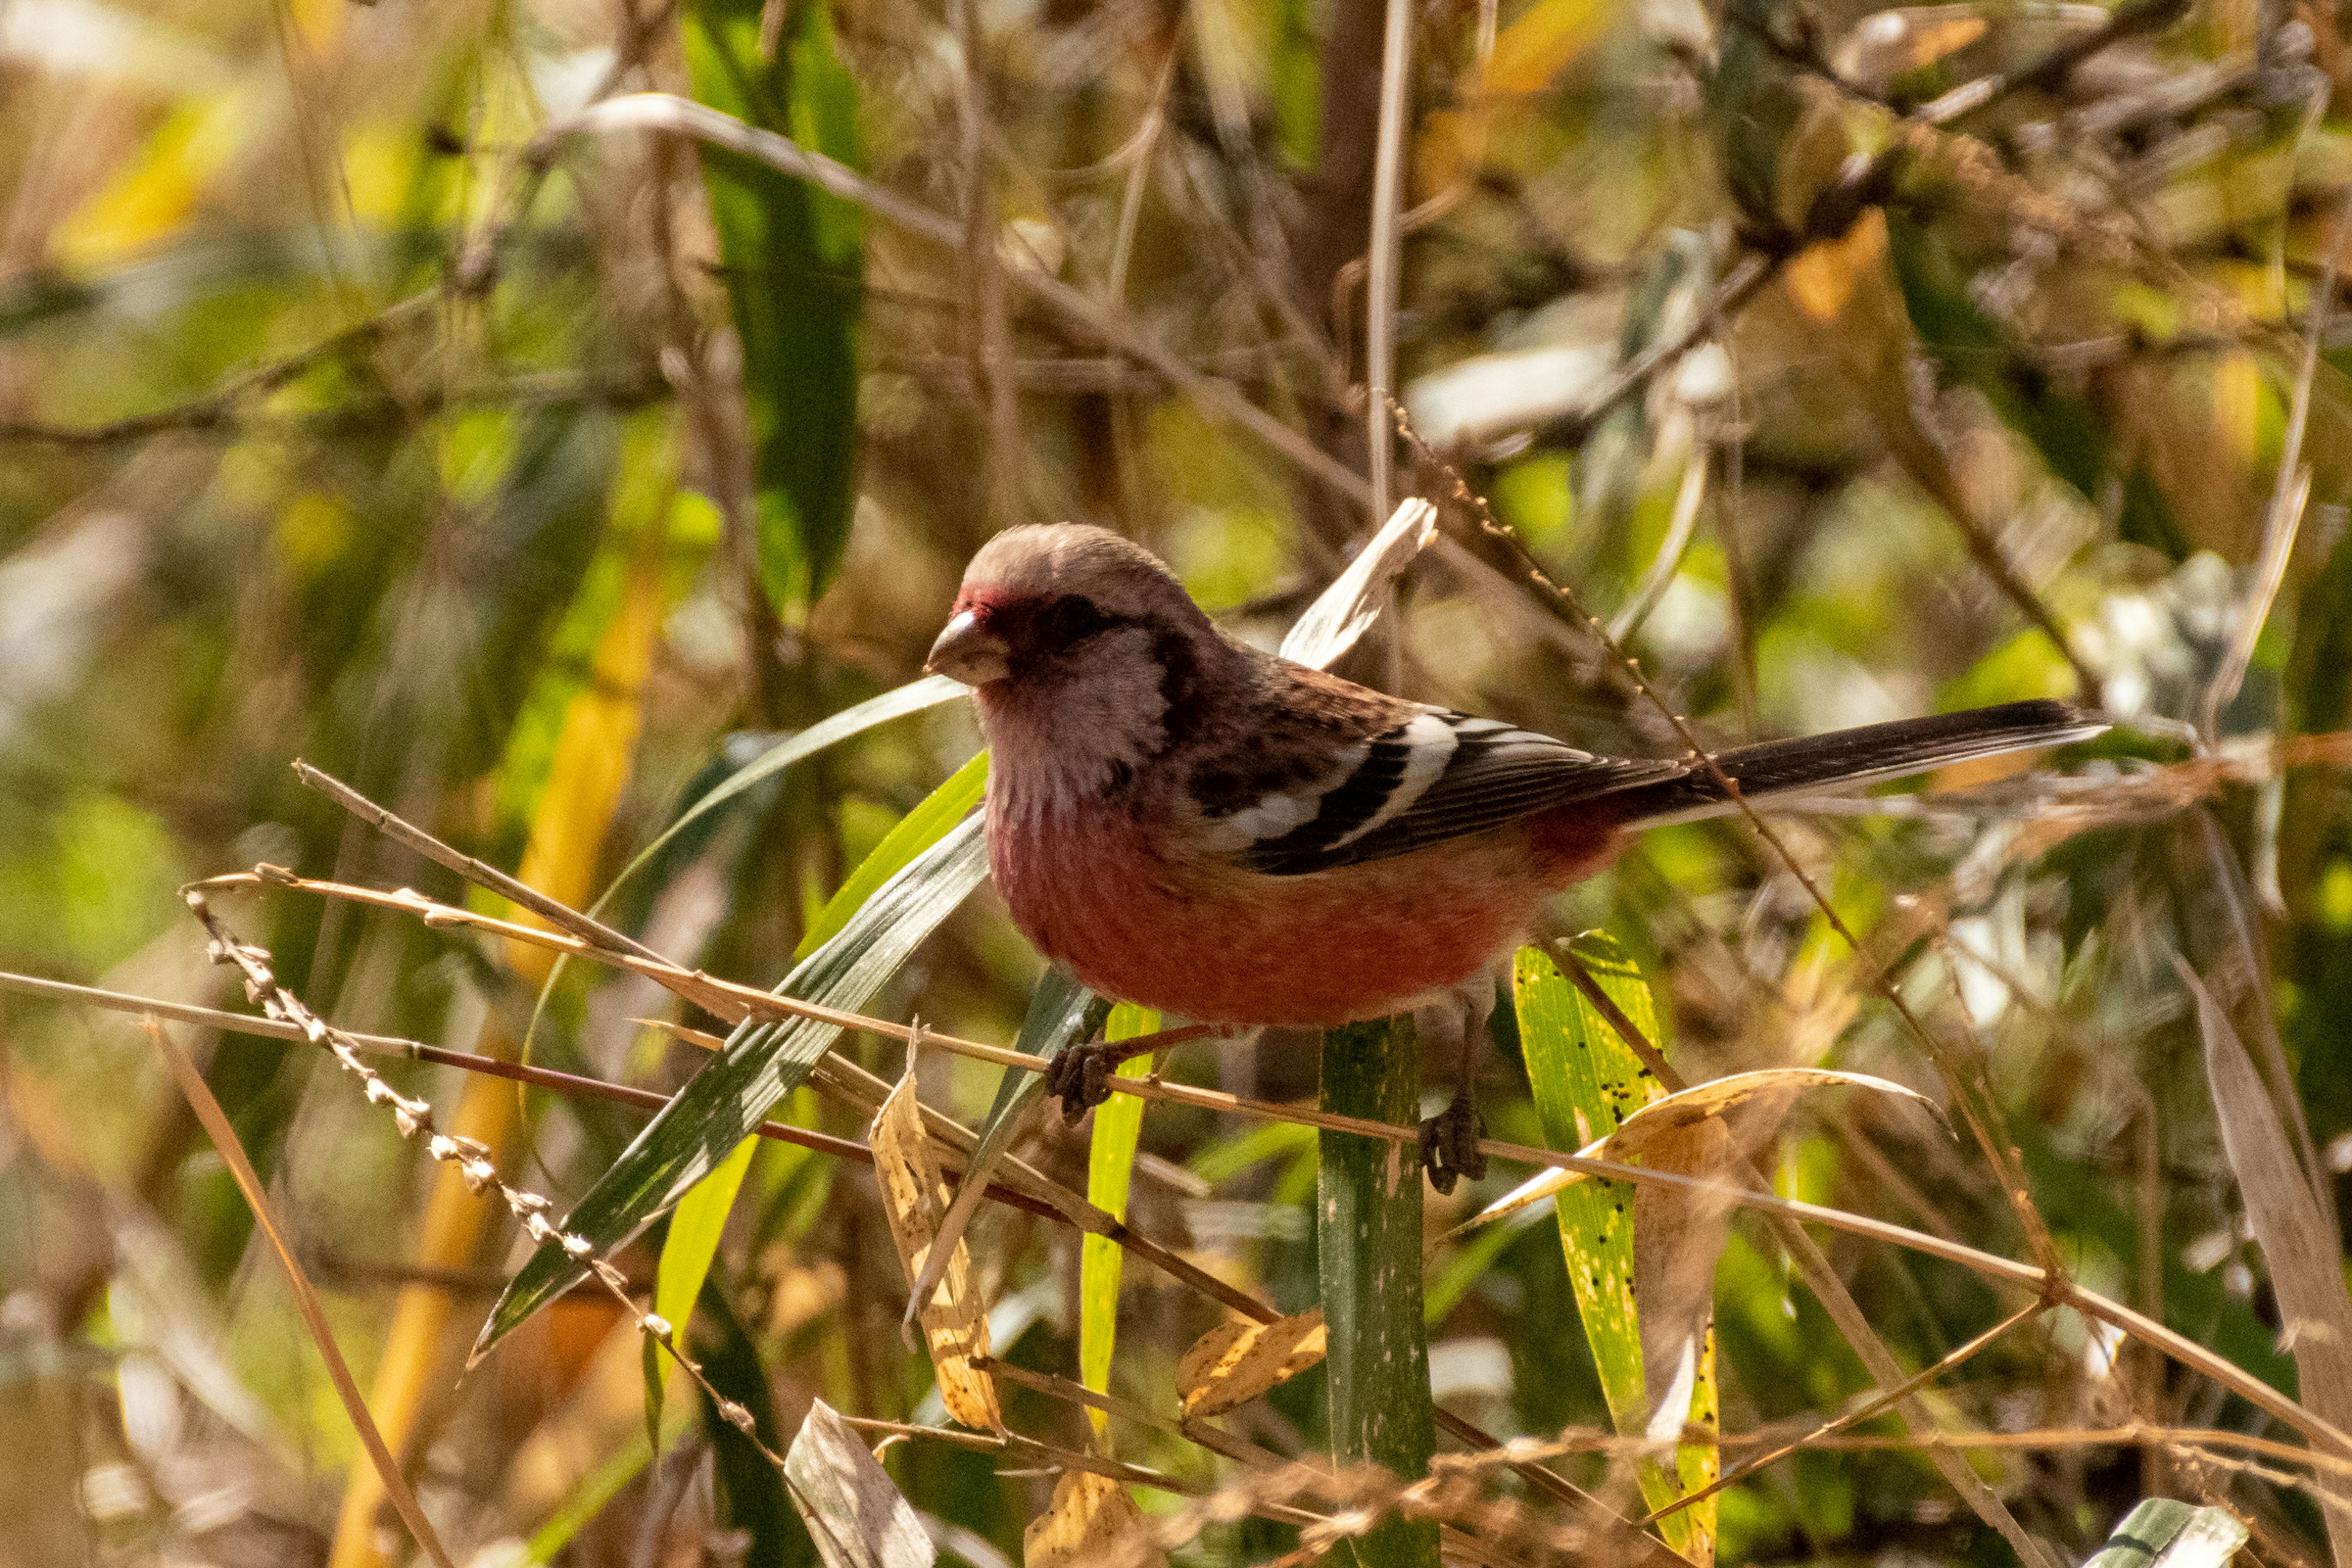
[1039,594,1110,649]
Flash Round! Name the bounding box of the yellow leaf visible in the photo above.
[1784,209,1890,323]
[1174,1308,1327,1417]
[1023,1470,1167,1568]
[500,512,671,982]
[1483,0,1617,96]
[870,1067,1001,1430]
[2213,350,2261,469]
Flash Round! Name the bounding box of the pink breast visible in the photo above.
[986,794,1602,1027]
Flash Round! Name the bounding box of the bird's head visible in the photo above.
[926,524,1212,690]
[928,524,1234,793]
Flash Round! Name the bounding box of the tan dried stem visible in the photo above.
[181,888,785,1466]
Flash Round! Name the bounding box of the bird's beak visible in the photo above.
[925,610,1012,686]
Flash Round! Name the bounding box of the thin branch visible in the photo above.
[293,762,669,965]
[0,292,440,448]
[535,94,1376,516]
[1363,0,1414,527]
[0,967,1257,1324]
[167,856,2351,1456]
[145,1021,459,1568]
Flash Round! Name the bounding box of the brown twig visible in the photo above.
[535,94,1376,516]
[144,1020,459,1568]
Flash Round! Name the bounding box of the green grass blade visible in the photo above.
[1079,1004,1158,1441]
[644,749,989,1386]
[596,674,967,914]
[1319,1017,1439,1568]
[1513,936,1716,1562]
[801,750,986,957]
[473,812,989,1358]
[680,0,865,618]
[646,1136,758,1438]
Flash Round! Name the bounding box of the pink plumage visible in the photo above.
[927,522,2104,1185]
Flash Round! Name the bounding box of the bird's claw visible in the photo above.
[1419,1095,1488,1196]
[1043,1040,1120,1125]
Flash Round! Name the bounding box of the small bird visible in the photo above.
[927,523,2105,1191]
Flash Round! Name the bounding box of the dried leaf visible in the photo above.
[870,1066,1001,1431]
[1784,209,1890,323]
[1830,7,1989,91]
[1629,1115,1735,1446]
[1278,499,1439,672]
[2084,1498,2250,1568]
[1608,1067,1942,1153]
[2176,957,2352,1551]
[1023,1470,1167,1568]
[783,1398,937,1568]
[1449,1067,1939,1239]
[1175,1308,1327,1417]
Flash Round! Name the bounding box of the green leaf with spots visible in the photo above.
[1513,935,1717,1564]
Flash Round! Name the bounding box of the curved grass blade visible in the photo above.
[596,673,967,914]
[1079,1004,1158,1439]
[474,811,990,1358]
[643,748,991,1392]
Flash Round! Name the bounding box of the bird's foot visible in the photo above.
[1042,1038,1141,1125]
[1418,1092,1487,1196]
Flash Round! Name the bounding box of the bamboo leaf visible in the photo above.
[1319,1017,1439,1568]
[871,1061,1001,1430]
[681,0,865,616]
[1079,1004,1158,1441]
[473,813,989,1357]
[784,1398,937,1568]
[1513,937,1716,1563]
[1175,1308,1327,1417]
[2083,1500,2249,1568]
[598,674,967,912]
[640,749,986,1417]
[646,1136,758,1439]
[1022,1470,1167,1568]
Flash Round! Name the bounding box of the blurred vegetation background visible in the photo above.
[1,0,2350,1558]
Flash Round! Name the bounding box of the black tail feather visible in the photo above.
[1613,699,2107,824]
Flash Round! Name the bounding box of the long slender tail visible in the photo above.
[1611,699,2108,825]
